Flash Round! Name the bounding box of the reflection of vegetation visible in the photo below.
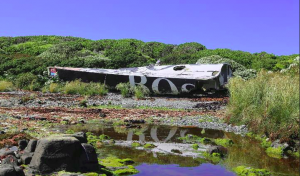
[233,166,271,176]
[178,134,232,146]
[287,150,300,158]
[214,138,234,147]
[224,133,299,176]
[265,147,283,159]
[202,152,222,164]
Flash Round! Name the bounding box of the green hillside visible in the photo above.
[0,35,298,80]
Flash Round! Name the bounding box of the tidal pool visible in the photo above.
[68,123,299,176]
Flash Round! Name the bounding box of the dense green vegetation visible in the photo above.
[0,35,298,86]
[227,66,299,140]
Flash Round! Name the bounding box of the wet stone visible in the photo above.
[18,140,28,151]
[0,164,16,176]
[0,148,15,158]
[2,155,18,166]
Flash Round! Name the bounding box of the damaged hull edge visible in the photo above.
[48,64,232,94]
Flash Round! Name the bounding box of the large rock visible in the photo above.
[24,139,37,153]
[18,140,28,151]
[0,148,15,158]
[28,136,82,174]
[0,165,24,176]
[61,132,88,143]
[20,152,34,165]
[20,139,37,165]
[79,143,99,172]
[0,164,16,176]
[2,155,18,166]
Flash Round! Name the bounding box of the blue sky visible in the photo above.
[0,0,299,55]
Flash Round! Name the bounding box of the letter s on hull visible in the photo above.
[181,83,195,93]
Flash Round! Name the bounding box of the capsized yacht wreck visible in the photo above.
[48,64,232,94]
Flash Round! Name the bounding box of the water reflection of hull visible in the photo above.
[97,125,224,142]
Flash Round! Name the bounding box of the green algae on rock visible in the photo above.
[98,157,138,175]
[143,143,156,148]
[131,142,141,147]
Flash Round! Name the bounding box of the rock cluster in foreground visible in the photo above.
[0,132,99,175]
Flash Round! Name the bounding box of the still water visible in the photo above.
[68,124,299,176]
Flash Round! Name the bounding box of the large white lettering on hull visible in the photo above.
[129,75,195,94]
[152,78,179,94]
[129,75,150,92]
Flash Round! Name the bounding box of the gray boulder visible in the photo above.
[13,167,25,176]
[24,139,37,153]
[0,148,15,158]
[2,155,18,166]
[20,139,37,165]
[18,140,28,151]
[20,152,34,165]
[0,164,16,176]
[0,165,24,176]
[28,136,82,174]
[79,143,99,172]
[61,132,88,143]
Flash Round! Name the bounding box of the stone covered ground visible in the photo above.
[0,91,259,176]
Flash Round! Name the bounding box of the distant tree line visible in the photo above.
[0,35,298,80]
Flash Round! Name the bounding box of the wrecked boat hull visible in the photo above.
[48,64,232,94]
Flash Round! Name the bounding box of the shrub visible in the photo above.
[15,72,39,90]
[227,71,299,139]
[63,80,108,96]
[85,82,108,96]
[0,80,15,92]
[134,85,150,99]
[116,83,133,98]
[49,83,62,93]
[63,80,86,95]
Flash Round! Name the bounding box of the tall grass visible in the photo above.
[227,71,299,139]
[63,80,108,96]
[134,85,150,99]
[0,80,15,92]
[116,83,133,98]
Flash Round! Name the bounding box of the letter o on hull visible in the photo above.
[152,78,179,94]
